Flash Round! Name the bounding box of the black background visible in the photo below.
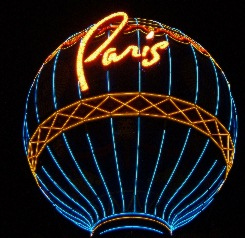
[1,0,244,237]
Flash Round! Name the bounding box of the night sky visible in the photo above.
[1,1,244,237]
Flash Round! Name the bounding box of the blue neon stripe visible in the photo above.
[46,146,98,220]
[222,71,238,147]
[39,188,91,231]
[167,140,210,222]
[133,18,142,212]
[106,70,110,92]
[23,78,38,154]
[110,118,125,212]
[62,134,106,217]
[174,192,215,228]
[154,128,191,216]
[190,45,199,104]
[100,225,164,235]
[104,29,125,212]
[210,59,220,116]
[50,58,100,220]
[231,96,238,148]
[174,196,214,230]
[174,177,223,230]
[134,117,140,212]
[52,51,102,218]
[56,206,92,231]
[171,166,225,225]
[167,35,172,95]
[134,18,141,92]
[171,163,217,225]
[162,46,199,218]
[34,71,42,123]
[52,50,60,109]
[161,128,191,219]
[38,176,91,228]
[144,130,166,213]
[157,23,172,95]
[86,133,115,214]
[41,166,94,225]
[56,204,91,229]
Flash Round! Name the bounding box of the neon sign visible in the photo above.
[76,12,169,91]
[23,9,238,237]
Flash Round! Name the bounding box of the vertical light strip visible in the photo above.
[46,146,98,220]
[55,206,92,231]
[34,71,41,124]
[134,118,141,212]
[174,177,224,230]
[23,76,38,154]
[41,166,94,224]
[167,35,172,95]
[86,133,115,214]
[40,174,91,231]
[74,48,106,217]
[52,50,60,109]
[106,29,111,92]
[110,117,125,212]
[190,45,199,104]
[168,54,224,227]
[133,18,141,212]
[157,23,172,95]
[181,193,214,222]
[105,27,125,212]
[162,45,199,218]
[163,128,191,219]
[167,140,210,222]
[77,40,83,98]
[210,59,220,116]
[135,18,141,92]
[171,165,225,226]
[33,58,95,226]
[50,52,99,221]
[154,128,191,216]
[222,71,238,147]
[231,96,238,149]
[77,80,82,99]
[106,70,111,92]
[41,195,91,231]
[144,130,166,213]
[62,134,105,217]
[174,195,215,230]
[38,176,91,229]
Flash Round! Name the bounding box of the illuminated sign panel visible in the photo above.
[23,11,238,237]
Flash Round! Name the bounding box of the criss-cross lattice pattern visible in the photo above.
[28,92,234,177]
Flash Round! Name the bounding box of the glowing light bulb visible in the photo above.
[146,31,154,40]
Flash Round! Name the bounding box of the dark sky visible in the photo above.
[1,0,244,237]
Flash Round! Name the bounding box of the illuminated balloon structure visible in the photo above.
[23,12,238,236]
